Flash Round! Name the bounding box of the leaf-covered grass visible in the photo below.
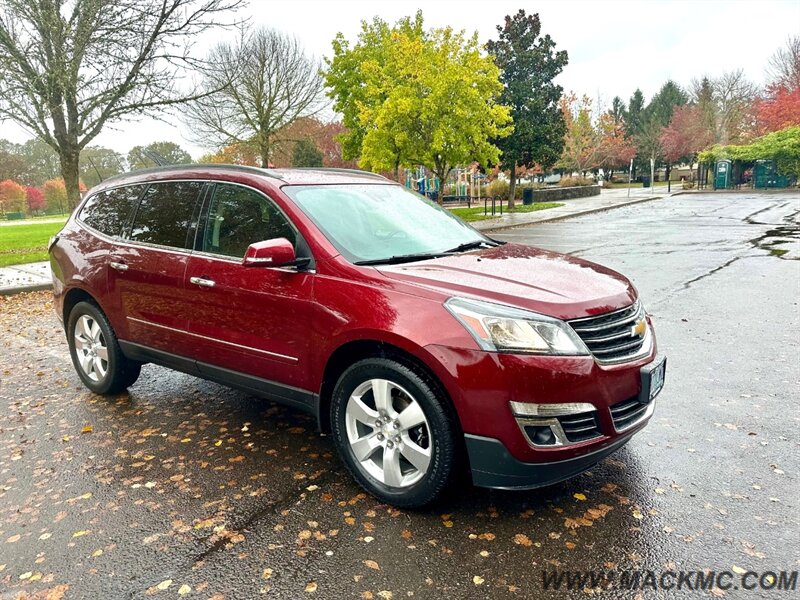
[450,202,563,222]
[0,220,65,267]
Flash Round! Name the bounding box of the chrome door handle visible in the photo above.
[190,276,216,288]
[109,261,128,272]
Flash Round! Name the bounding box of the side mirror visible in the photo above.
[243,238,308,268]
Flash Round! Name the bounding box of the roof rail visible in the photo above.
[100,163,286,186]
[291,167,387,180]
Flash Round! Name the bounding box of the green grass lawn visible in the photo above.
[450,202,563,222]
[0,220,66,267]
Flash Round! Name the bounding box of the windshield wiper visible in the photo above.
[443,240,498,254]
[354,252,451,266]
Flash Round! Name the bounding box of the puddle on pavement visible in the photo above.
[750,224,800,260]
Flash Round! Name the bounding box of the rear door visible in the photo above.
[107,180,206,357]
[183,182,316,393]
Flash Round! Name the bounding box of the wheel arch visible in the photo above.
[62,286,99,325]
[317,339,463,438]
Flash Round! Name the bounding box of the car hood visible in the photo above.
[377,243,637,320]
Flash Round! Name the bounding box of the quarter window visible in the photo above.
[79,185,146,237]
[203,184,296,258]
[128,181,203,249]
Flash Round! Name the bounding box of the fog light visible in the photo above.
[524,425,557,446]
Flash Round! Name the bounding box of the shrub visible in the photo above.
[558,176,595,188]
[682,181,695,190]
[486,179,509,198]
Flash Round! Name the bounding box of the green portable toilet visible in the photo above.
[714,160,732,189]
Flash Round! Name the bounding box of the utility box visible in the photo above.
[714,160,732,189]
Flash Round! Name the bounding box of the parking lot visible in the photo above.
[0,191,798,598]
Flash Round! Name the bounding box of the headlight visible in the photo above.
[444,297,589,355]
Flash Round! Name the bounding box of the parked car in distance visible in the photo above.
[49,165,666,507]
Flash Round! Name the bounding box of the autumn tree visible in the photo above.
[558,93,600,175]
[486,9,568,206]
[596,112,636,181]
[128,142,193,170]
[187,26,324,167]
[26,186,45,213]
[42,179,68,215]
[0,0,240,209]
[198,142,261,166]
[754,85,800,134]
[325,11,512,191]
[0,178,25,213]
[660,104,714,169]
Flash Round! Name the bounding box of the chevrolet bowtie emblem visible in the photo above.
[631,319,646,338]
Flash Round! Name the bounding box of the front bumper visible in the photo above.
[466,429,636,490]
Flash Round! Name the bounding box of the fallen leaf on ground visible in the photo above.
[364,560,380,570]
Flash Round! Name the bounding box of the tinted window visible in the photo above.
[128,181,203,248]
[203,183,296,258]
[79,185,145,237]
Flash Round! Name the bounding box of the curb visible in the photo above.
[0,282,53,296]
[480,195,664,233]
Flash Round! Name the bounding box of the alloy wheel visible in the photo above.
[344,378,433,488]
[73,314,108,382]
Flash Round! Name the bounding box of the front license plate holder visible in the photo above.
[639,355,666,404]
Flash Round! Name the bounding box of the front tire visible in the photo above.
[67,301,141,395]
[330,358,460,508]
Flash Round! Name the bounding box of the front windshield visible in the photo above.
[283,184,489,264]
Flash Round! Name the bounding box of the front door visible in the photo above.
[184,182,316,394]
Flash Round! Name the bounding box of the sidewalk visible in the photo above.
[471,186,667,232]
[0,261,52,295]
[0,188,669,296]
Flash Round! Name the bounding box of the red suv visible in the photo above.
[50,166,665,507]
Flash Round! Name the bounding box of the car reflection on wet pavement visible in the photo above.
[0,192,797,598]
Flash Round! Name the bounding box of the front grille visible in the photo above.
[610,396,648,431]
[569,301,648,363]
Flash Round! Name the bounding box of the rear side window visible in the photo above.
[79,185,146,237]
[128,181,203,249]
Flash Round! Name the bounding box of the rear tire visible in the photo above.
[67,301,141,395]
[330,357,460,508]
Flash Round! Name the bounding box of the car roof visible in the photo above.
[89,164,390,194]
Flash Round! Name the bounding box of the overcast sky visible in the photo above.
[1,0,798,157]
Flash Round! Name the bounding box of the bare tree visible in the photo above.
[0,0,241,207]
[767,35,800,91]
[185,26,325,167]
[691,70,757,145]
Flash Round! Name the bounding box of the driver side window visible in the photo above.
[203,184,296,258]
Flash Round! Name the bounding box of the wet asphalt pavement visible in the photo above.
[1,192,798,599]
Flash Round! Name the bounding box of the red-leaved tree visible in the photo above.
[754,85,800,135]
[26,186,45,213]
[596,112,637,181]
[660,105,715,171]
